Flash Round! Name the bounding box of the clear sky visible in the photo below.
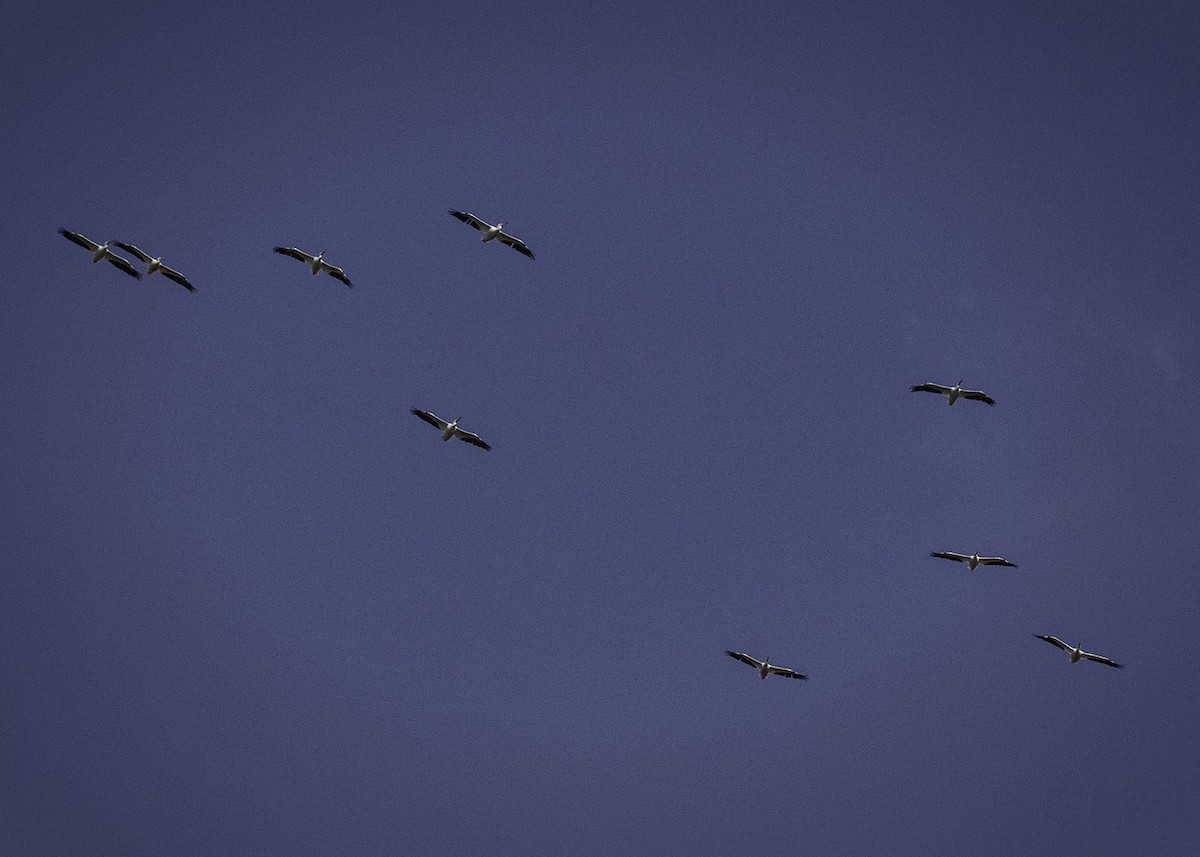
[2,2,1198,854]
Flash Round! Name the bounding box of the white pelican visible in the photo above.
[113,242,196,292]
[59,228,142,279]
[411,408,491,450]
[910,379,995,406]
[725,650,808,681]
[448,210,535,259]
[1034,635,1124,669]
[930,551,1017,570]
[273,246,353,287]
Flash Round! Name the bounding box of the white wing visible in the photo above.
[59,228,100,252]
[320,262,353,288]
[1034,635,1070,652]
[274,246,316,264]
[960,389,997,406]
[454,428,492,450]
[496,231,535,259]
[767,665,809,680]
[106,254,143,279]
[930,551,970,563]
[159,264,196,293]
[411,408,450,431]
[449,210,491,232]
[725,650,763,670]
[911,383,953,395]
[1079,650,1124,669]
[113,241,155,264]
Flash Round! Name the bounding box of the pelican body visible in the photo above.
[113,242,196,292]
[725,650,808,681]
[448,210,535,259]
[273,246,354,287]
[410,408,492,450]
[930,551,1018,571]
[910,379,996,407]
[58,228,142,279]
[1034,635,1123,669]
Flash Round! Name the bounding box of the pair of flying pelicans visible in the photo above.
[272,212,536,289]
[727,634,1123,683]
[410,378,1002,459]
[58,229,197,292]
[59,211,535,294]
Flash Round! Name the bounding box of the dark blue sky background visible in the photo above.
[3,2,1198,854]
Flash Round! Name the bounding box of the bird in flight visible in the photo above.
[58,228,142,280]
[930,551,1018,571]
[725,650,808,681]
[410,408,491,450]
[448,210,535,259]
[113,242,196,292]
[273,246,353,287]
[910,379,995,406]
[1034,635,1124,669]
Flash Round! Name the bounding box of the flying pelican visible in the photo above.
[910,379,995,406]
[1034,635,1124,669]
[273,246,353,287]
[930,551,1018,570]
[725,650,808,681]
[410,408,491,450]
[58,228,142,279]
[448,210,535,259]
[113,242,196,292]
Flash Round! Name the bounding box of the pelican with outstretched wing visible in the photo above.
[1034,635,1123,669]
[59,228,142,280]
[448,210,535,259]
[113,242,196,292]
[910,379,995,406]
[410,408,491,450]
[930,551,1018,571]
[273,246,353,287]
[725,650,807,681]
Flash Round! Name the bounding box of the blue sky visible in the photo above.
[2,2,1198,854]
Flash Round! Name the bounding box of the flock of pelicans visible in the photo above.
[58,213,1125,683]
[56,210,533,295]
[726,379,1124,681]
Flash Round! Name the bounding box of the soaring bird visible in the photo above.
[725,650,808,681]
[58,228,142,279]
[113,242,196,292]
[410,408,491,450]
[1034,635,1124,669]
[273,246,353,287]
[448,210,535,259]
[910,379,995,406]
[930,551,1018,571]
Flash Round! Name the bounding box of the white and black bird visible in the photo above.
[448,210,535,259]
[725,650,808,681]
[410,408,491,450]
[273,246,353,287]
[113,242,196,292]
[58,228,142,280]
[910,379,996,406]
[1034,635,1124,669]
[930,551,1018,570]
